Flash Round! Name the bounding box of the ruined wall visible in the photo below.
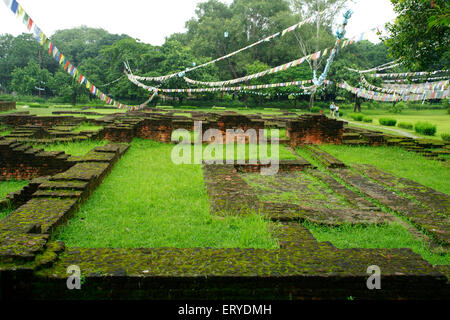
[288,115,343,147]
[203,115,265,144]
[0,114,84,128]
[136,118,174,143]
[0,139,73,181]
[0,101,15,112]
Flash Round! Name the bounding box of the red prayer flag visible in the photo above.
[27,18,33,30]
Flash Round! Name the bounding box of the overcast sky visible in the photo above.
[0,0,396,45]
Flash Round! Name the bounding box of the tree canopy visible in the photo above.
[384,0,449,70]
[0,0,399,106]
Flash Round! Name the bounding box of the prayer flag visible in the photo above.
[10,0,17,13]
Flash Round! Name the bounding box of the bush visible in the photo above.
[398,122,414,130]
[349,113,363,121]
[28,103,49,109]
[415,122,437,136]
[349,113,364,121]
[441,133,450,142]
[362,117,373,123]
[447,108,450,115]
[310,107,322,113]
[379,118,397,126]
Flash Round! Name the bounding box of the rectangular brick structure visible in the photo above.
[288,114,344,147]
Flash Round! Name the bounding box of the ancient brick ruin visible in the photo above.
[0,108,449,300]
[0,100,15,112]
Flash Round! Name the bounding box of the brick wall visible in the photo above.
[288,115,343,147]
[0,101,16,112]
[0,140,73,181]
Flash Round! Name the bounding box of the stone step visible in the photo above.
[38,180,89,191]
[33,190,83,199]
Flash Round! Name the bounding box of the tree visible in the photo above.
[290,0,352,109]
[10,62,52,96]
[384,0,450,70]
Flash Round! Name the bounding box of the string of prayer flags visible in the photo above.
[2,0,151,110]
[130,7,337,82]
[338,81,449,102]
[369,70,449,79]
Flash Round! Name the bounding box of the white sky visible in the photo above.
[0,0,396,45]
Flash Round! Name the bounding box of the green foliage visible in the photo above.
[379,118,397,126]
[441,133,450,142]
[362,117,373,123]
[398,122,414,130]
[384,0,449,70]
[414,121,437,136]
[389,102,405,114]
[310,106,322,113]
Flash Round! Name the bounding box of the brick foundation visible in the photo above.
[288,114,344,147]
[0,101,16,112]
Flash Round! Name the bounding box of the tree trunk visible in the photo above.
[354,94,361,113]
[309,91,316,110]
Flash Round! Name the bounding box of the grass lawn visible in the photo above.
[342,109,450,140]
[0,180,29,199]
[0,180,29,220]
[201,143,297,162]
[0,127,11,136]
[71,123,104,133]
[318,145,450,195]
[55,139,279,248]
[3,105,126,118]
[303,221,449,265]
[33,139,108,156]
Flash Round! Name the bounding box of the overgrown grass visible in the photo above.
[71,123,104,133]
[0,180,29,199]
[0,128,11,136]
[319,145,450,195]
[0,207,14,220]
[56,139,279,248]
[303,221,449,265]
[33,139,108,156]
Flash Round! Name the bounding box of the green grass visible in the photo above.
[319,145,450,195]
[343,109,450,140]
[0,128,11,136]
[71,123,104,133]
[0,179,29,199]
[4,105,126,118]
[303,221,449,265]
[55,139,279,248]
[0,207,14,220]
[32,140,108,156]
[203,143,297,161]
[263,128,287,139]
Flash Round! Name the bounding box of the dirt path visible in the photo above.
[345,120,419,139]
